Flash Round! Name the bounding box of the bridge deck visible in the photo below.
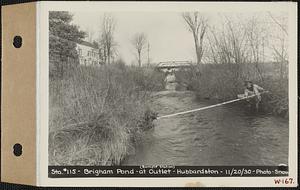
[156,61,193,69]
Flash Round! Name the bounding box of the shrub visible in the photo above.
[260,77,288,117]
[175,63,288,117]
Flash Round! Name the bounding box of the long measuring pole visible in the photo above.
[157,91,269,120]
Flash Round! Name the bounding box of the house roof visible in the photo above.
[78,40,98,49]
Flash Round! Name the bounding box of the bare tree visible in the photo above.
[244,17,268,81]
[207,18,249,65]
[100,13,116,64]
[182,12,208,64]
[205,16,251,89]
[268,12,288,79]
[131,33,147,67]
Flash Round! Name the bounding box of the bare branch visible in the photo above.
[131,33,147,67]
[182,12,208,64]
[268,12,288,35]
[100,13,116,64]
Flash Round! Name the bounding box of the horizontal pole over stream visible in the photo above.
[61,92,269,128]
[157,91,269,120]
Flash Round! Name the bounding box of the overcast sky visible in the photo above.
[71,11,287,65]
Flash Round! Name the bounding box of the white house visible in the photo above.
[76,41,101,66]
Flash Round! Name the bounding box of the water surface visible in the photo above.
[124,91,288,166]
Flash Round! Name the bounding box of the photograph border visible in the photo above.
[38,1,298,187]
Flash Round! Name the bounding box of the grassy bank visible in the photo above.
[49,62,165,165]
[175,63,288,118]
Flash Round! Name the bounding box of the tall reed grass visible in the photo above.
[49,62,164,165]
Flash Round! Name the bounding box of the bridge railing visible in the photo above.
[156,60,193,68]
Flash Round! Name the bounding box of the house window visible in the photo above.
[78,48,82,56]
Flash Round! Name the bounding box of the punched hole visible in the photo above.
[13,143,22,156]
[13,36,22,48]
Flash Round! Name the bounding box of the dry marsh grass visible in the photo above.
[49,62,163,165]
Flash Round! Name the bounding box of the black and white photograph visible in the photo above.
[48,9,290,171]
[0,1,297,188]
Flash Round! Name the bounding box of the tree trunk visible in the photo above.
[138,51,141,67]
[107,48,111,64]
[193,32,201,64]
[103,47,107,64]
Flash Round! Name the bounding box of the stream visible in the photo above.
[124,91,288,166]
